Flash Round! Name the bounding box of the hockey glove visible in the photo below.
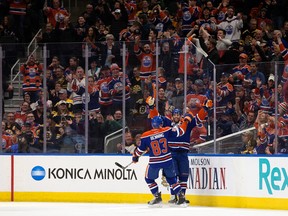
[203,99,213,111]
[132,154,139,163]
[184,112,194,122]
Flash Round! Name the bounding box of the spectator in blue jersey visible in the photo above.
[108,63,131,115]
[146,96,213,204]
[245,61,266,88]
[132,115,189,207]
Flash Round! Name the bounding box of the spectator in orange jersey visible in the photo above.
[96,66,113,118]
[134,35,156,81]
[186,79,208,116]
[43,0,69,29]
[20,55,43,102]
[14,101,30,127]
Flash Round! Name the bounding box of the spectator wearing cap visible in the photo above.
[231,53,251,77]
[259,97,273,114]
[244,61,266,88]
[215,72,234,112]
[171,77,184,110]
[52,100,74,125]
[186,79,209,145]
[186,79,208,116]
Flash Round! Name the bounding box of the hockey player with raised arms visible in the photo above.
[132,114,189,207]
[146,96,213,204]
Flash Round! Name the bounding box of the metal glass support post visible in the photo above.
[208,59,217,154]
[84,43,89,154]
[121,42,126,154]
[43,45,48,153]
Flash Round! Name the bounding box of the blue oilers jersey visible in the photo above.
[135,126,185,168]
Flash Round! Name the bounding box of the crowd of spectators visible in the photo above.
[1,0,288,155]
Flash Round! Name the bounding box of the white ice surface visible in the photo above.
[1,202,288,216]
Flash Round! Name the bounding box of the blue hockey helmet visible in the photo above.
[151,116,163,128]
[172,108,182,115]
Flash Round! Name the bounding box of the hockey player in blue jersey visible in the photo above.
[132,115,191,207]
[146,96,213,204]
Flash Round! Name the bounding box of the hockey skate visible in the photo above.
[176,192,188,207]
[148,192,162,207]
[168,195,178,206]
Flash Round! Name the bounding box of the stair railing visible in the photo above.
[27,28,42,58]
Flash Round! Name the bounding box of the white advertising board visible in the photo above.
[0,155,11,192]
[14,155,151,193]
[11,155,288,199]
[186,156,288,198]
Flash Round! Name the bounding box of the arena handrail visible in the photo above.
[192,127,256,151]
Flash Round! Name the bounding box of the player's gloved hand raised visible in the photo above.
[184,112,194,122]
[132,154,139,163]
[203,99,213,111]
[145,96,155,109]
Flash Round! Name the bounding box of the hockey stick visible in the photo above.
[115,151,147,170]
